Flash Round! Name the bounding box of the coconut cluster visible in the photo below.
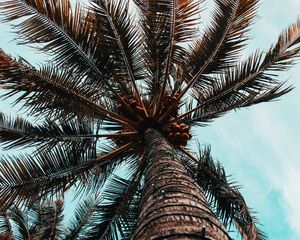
[116,96,146,118]
[164,122,192,146]
[115,94,192,146]
[161,93,180,117]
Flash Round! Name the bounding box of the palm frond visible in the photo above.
[158,0,258,120]
[74,151,146,240]
[7,206,30,240]
[183,0,258,89]
[0,143,96,210]
[180,20,300,123]
[65,194,102,240]
[0,113,96,150]
[134,0,173,99]
[179,146,267,240]
[0,0,109,87]
[0,50,135,126]
[0,138,138,211]
[91,0,148,110]
[0,212,13,240]
[29,200,65,240]
[156,0,201,112]
[0,0,140,114]
[82,174,142,240]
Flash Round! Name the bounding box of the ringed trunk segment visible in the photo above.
[131,129,229,240]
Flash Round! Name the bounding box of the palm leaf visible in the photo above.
[183,0,259,89]
[65,195,102,240]
[0,0,139,114]
[0,113,96,150]
[0,50,135,126]
[7,206,30,240]
[0,0,109,87]
[91,0,148,109]
[0,212,13,240]
[29,200,65,240]
[0,143,96,210]
[82,174,142,240]
[180,20,300,123]
[75,151,146,240]
[133,0,173,99]
[179,146,267,240]
[156,0,201,111]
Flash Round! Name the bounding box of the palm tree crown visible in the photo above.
[0,0,299,239]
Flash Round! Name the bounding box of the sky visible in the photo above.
[0,0,300,239]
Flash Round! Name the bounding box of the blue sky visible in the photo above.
[0,1,300,239]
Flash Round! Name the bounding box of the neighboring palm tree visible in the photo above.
[0,0,299,239]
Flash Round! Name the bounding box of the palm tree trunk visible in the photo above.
[131,129,230,240]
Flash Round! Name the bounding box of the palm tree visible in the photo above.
[0,0,299,239]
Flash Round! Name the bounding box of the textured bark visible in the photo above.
[131,129,230,240]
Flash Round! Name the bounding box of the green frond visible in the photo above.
[179,146,267,240]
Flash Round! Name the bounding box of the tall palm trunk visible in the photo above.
[132,129,229,240]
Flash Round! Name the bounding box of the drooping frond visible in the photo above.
[65,195,102,240]
[0,212,13,240]
[7,206,30,240]
[29,200,65,240]
[179,146,267,240]
[65,169,143,240]
[82,174,142,240]
[0,144,96,210]
[180,20,300,123]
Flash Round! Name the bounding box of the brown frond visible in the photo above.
[0,0,105,82]
[30,200,65,240]
[178,146,267,240]
[0,212,13,240]
[0,49,136,126]
[0,140,136,211]
[180,20,300,123]
[134,0,173,99]
[0,0,139,113]
[0,112,99,150]
[183,0,259,90]
[91,0,148,115]
[0,145,94,210]
[156,0,202,115]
